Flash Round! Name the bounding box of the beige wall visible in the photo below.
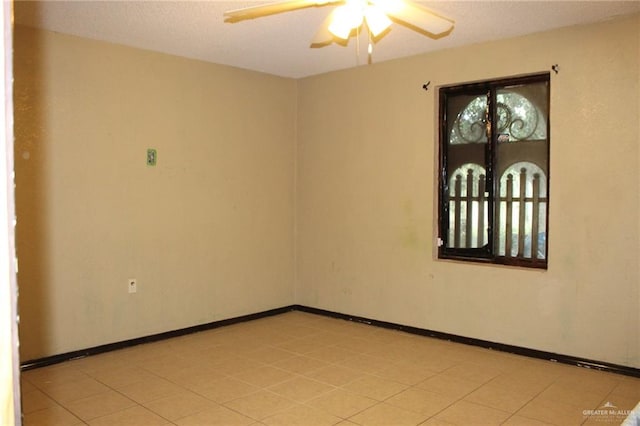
[14,26,297,361]
[14,14,640,369]
[296,14,640,368]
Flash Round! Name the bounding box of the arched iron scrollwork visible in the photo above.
[455,115,485,143]
[453,97,487,144]
[450,92,545,145]
[496,100,540,141]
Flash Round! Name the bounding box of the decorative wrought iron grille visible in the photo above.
[438,73,550,268]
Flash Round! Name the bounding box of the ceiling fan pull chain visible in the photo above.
[368,27,373,64]
[356,24,360,66]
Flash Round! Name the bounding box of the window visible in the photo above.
[438,74,550,268]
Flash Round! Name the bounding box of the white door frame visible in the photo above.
[0,0,21,424]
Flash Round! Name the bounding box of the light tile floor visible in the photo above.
[20,311,640,425]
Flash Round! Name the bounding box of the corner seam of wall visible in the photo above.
[292,78,299,305]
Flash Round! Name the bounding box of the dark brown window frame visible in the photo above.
[438,73,550,269]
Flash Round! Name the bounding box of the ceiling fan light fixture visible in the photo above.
[364,5,391,36]
[328,3,364,39]
[225,0,455,50]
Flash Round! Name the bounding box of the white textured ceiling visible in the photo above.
[14,0,640,78]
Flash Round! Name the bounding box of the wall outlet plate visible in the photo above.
[128,278,137,293]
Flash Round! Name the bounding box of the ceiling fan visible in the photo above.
[224,0,455,47]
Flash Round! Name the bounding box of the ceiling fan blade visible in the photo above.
[375,0,454,36]
[310,10,337,46]
[224,0,340,22]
